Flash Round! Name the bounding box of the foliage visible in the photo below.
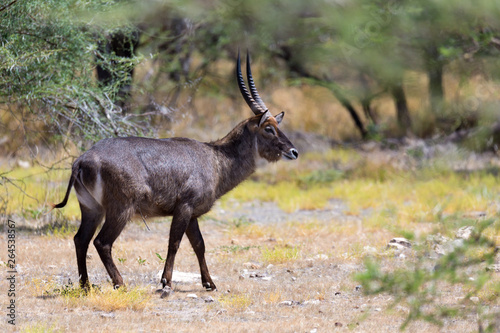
[0,0,148,147]
[1,0,500,155]
[356,218,500,331]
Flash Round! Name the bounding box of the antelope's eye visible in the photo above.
[265,126,275,135]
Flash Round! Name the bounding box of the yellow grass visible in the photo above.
[261,245,301,264]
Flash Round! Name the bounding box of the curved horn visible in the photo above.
[236,50,266,115]
[246,52,268,112]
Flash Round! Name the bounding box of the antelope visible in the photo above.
[52,52,298,293]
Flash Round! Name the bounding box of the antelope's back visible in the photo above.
[75,137,219,216]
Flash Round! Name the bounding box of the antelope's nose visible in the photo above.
[285,148,299,160]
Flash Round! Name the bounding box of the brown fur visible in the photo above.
[53,55,298,292]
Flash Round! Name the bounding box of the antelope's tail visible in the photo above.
[50,163,79,210]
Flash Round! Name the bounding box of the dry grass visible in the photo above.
[1,147,499,332]
[2,213,485,333]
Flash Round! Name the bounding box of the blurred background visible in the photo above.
[2,0,500,156]
[2,3,500,328]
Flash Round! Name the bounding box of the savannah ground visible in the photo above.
[1,144,499,332]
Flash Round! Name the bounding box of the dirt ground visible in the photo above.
[0,197,487,333]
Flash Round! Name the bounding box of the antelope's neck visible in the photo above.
[210,121,257,198]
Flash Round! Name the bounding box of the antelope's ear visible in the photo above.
[274,112,285,125]
[259,110,272,127]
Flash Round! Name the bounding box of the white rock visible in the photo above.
[100,312,116,318]
[186,293,198,299]
[456,226,474,240]
[314,254,328,260]
[303,300,320,305]
[388,237,412,248]
[387,242,406,251]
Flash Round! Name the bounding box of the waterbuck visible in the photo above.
[53,52,298,292]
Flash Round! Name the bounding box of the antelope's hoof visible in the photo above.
[203,282,217,292]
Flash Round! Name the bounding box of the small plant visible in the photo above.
[155,253,166,263]
[261,245,301,264]
[218,293,252,312]
[217,245,259,253]
[21,322,61,333]
[41,220,78,238]
[118,257,127,264]
[232,216,254,229]
[137,257,146,265]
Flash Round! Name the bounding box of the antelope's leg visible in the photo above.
[186,217,217,291]
[74,205,104,289]
[161,205,193,289]
[93,207,132,288]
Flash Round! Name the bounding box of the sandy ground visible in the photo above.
[1,196,491,333]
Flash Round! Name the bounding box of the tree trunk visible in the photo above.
[331,88,367,139]
[425,45,445,114]
[276,46,367,139]
[96,29,140,113]
[390,83,412,136]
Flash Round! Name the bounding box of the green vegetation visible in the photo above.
[2,0,500,155]
[2,1,500,331]
[356,219,500,330]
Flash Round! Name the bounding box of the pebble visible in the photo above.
[100,312,116,318]
[303,300,320,305]
[388,237,412,249]
[203,296,215,303]
[279,300,300,306]
[314,254,328,260]
[470,297,479,304]
[186,293,198,299]
[456,226,474,240]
